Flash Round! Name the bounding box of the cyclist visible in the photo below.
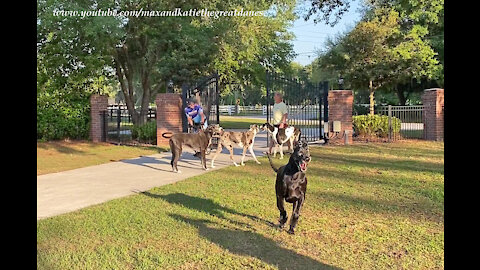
[185,98,206,133]
[185,98,210,156]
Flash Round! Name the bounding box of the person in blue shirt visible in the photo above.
[185,98,205,130]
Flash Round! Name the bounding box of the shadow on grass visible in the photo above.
[141,192,276,228]
[310,151,443,175]
[170,214,342,270]
[37,141,86,154]
[258,156,443,223]
[305,162,443,222]
[121,141,267,173]
[312,190,443,223]
[325,143,444,160]
[121,154,232,173]
[307,164,443,195]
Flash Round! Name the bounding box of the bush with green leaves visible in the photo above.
[37,90,92,141]
[353,114,401,138]
[131,121,157,144]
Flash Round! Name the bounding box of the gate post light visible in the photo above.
[167,79,174,93]
[338,77,344,90]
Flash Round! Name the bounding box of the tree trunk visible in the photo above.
[138,69,151,125]
[396,85,406,105]
[369,80,375,115]
[113,45,155,127]
[113,50,140,125]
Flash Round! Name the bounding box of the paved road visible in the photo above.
[37,131,270,220]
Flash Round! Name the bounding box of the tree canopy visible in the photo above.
[37,0,298,128]
[311,0,443,108]
[37,0,444,139]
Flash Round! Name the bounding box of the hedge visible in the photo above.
[131,121,157,145]
[353,114,401,138]
[37,91,91,141]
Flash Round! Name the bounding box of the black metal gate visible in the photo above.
[103,104,156,145]
[266,71,329,142]
[181,73,220,132]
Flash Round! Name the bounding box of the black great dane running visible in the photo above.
[267,139,311,234]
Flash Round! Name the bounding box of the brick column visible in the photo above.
[328,90,354,145]
[422,88,444,141]
[89,94,108,142]
[156,93,183,146]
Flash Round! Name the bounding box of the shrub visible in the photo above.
[37,91,91,141]
[131,121,157,144]
[353,114,401,138]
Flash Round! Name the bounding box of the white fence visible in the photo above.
[210,105,323,116]
[210,105,265,115]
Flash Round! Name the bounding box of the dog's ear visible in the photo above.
[301,139,308,149]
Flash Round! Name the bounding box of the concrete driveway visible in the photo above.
[37,131,270,220]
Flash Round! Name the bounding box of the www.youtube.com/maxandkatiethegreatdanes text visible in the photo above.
[52,8,265,18]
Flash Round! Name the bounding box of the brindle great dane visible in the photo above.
[162,124,222,173]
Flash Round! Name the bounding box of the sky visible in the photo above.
[288,0,363,66]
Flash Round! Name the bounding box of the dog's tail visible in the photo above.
[266,153,279,173]
[161,132,174,139]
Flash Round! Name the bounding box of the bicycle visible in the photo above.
[187,122,203,134]
[188,121,213,155]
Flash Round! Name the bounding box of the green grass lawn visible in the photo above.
[37,140,168,175]
[219,115,266,129]
[37,141,444,269]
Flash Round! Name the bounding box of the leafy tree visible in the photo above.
[212,0,297,98]
[306,0,443,106]
[112,2,219,125]
[37,0,121,139]
[38,0,297,131]
[315,7,441,111]
[302,0,353,26]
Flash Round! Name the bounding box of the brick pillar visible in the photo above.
[328,90,354,145]
[156,93,183,146]
[422,88,444,141]
[89,94,108,142]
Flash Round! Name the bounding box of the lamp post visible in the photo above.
[338,77,344,90]
[167,79,174,93]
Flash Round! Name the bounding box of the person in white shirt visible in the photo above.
[268,92,288,154]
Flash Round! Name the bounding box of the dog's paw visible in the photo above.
[204,168,209,171]
[241,163,245,166]
[278,217,287,228]
[287,229,295,235]
[234,163,240,167]
[279,156,284,160]
[277,222,286,229]
[256,161,261,164]
[176,170,182,174]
